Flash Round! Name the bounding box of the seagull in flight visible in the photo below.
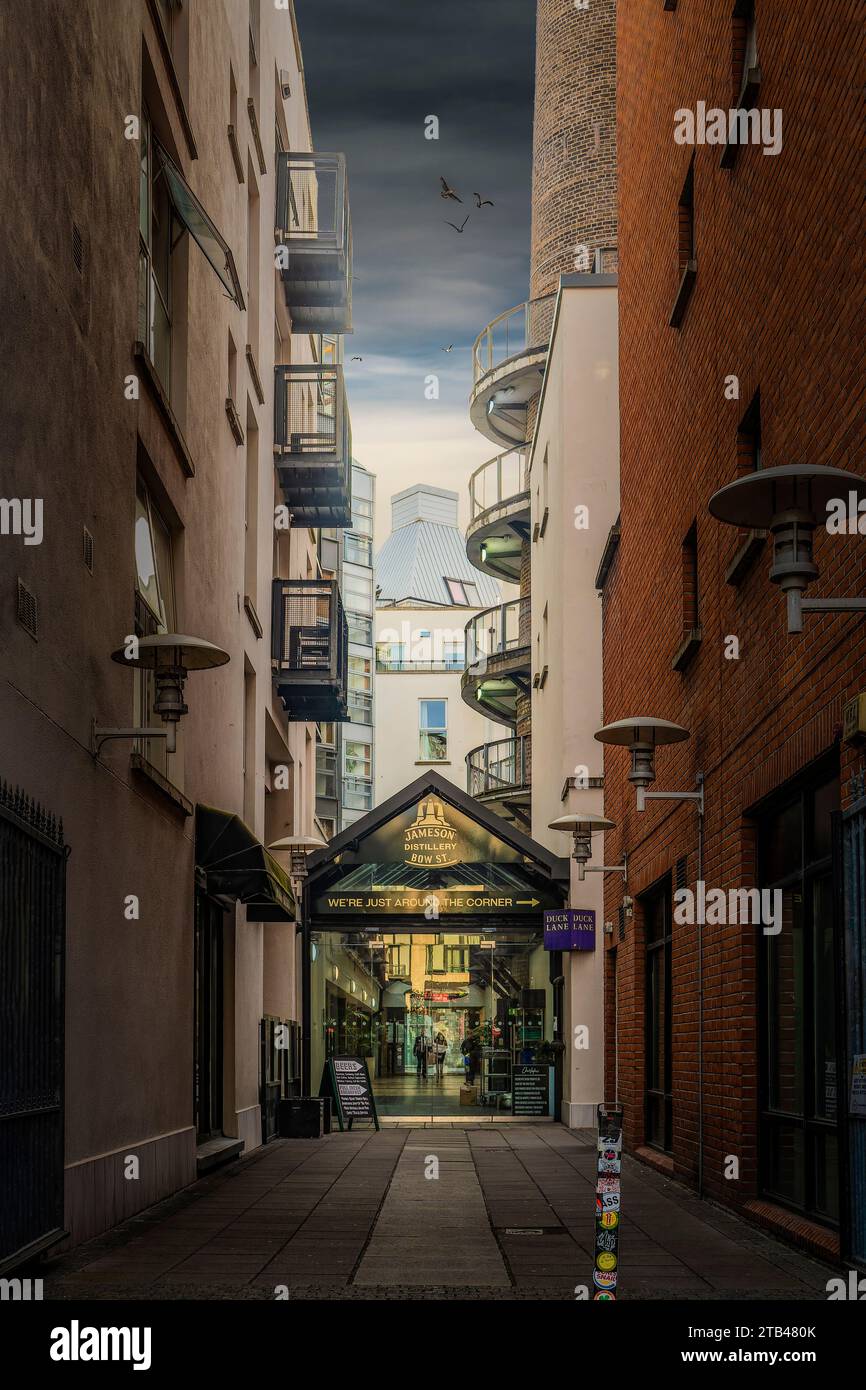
[440,344,454,353]
[473,192,494,207]
[439,177,462,202]
[444,215,470,233]
[350,355,363,361]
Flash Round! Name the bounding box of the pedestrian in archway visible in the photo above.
[433,1030,447,1080]
[414,1030,429,1079]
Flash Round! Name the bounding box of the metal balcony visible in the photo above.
[461,597,531,728]
[466,735,531,826]
[466,449,530,582]
[276,152,352,332]
[274,363,352,527]
[271,579,349,722]
[469,294,555,449]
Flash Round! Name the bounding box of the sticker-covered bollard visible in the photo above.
[593,1102,623,1300]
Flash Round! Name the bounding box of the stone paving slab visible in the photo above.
[39,1123,836,1301]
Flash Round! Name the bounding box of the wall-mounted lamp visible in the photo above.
[594,717,704,814]
[548,812,627,882]
[708,464,866,634]
[92,633,229,757]
[268,834,329,891]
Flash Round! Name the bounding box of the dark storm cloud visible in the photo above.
[294,0,536,413]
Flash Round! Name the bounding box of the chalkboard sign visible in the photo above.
[319,1056,379,1131]
[512,1063,553,1117]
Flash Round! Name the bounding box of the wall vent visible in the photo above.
[82,526,94,573]
[72,221,84,274]
[16,578,38,639]
[675,856,688,892]
[617,905,625,942]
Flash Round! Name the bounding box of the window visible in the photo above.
[344,740,371,781]
[670,158,697,327]
[419,699,447,761]
[759,765,840,1225]
[344,533,372,567]
[347,611,373,646]
[644,882,673,1153]
[443,640,464,670]
[316,745,336,800]
[134,479,178,775]
[738,390,762,474]
[138,107,174,390]
[343,563,373,613]
[732,1,758,103]
[348,654,372,724]
[683,522,699,629]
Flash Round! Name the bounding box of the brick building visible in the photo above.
[599,0,865,1263]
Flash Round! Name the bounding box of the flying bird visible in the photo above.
[444,215,470,233]
[440,345,454,353]
[350,355,363,361]
[473,192,494,207]
[439,177,462,202]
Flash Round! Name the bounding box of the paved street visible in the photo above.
[42,1125,833,1301]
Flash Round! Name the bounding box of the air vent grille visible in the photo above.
[617,905,625,942]
[72,221,84,274]
[83,526,94,573]
[675,856,687,891]
[16,578,38,639]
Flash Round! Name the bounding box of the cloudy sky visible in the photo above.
[295,0,536,542]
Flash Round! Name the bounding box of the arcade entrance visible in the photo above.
[303,772,569,1119]
[309,928,556,1116]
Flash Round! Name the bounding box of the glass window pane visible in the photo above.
[139,113,150,243]
[810,777,839,863]
[812,1131,839,1222]
[812,875,837,1121]
[764,1119,806,1208]
[135,487,164,625]
[765,890,804,1113]
[419,731,447,760]
[420,699,446,730]
[762,798,802,883]
[155,142,243,305]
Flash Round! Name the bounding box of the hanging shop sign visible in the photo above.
[319,1056,379,1132]
[512,1063,554,1117]
[543,908,596,951]
[592,1103,624,1300]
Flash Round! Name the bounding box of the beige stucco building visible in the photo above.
[0,0,353,1263]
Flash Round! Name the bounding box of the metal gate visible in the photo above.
[843,789,866,1265]
[0,782,67,1272]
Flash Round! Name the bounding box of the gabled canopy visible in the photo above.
[306,772,568,930]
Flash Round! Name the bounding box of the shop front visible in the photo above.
[304,774,569,1117]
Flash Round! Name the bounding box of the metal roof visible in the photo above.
[375,519,500,608]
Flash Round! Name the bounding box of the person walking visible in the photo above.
[413,1030,429,1079]
[433,1031,447,1080]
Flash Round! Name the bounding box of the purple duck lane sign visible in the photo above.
[543,908,596,951]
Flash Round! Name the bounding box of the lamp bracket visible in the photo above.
[636,783,704,815]
[91,719,175,758]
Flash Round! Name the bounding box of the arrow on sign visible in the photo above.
[516,898,540,907]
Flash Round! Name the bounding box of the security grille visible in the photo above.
[16,579,38,639]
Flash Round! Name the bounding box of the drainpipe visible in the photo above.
[696,773,705,1199]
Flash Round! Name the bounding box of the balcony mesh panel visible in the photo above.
[281,588,332,672]
[285,368,338,458]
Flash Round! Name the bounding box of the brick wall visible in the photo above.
[530,0,617,299]
[602,0,866,1232]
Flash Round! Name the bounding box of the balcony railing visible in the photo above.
[276,152,352,332]
[272,578,348,722]
[274,363,352,527]
[376,648,465,673]
[466,736,530,798]
[471,294,555,387]
[464,597,530,666]
[469,449,529,523]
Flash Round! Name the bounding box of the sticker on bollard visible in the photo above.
[593,1102,623,1298]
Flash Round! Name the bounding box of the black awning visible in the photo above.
[195,806,295,922]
